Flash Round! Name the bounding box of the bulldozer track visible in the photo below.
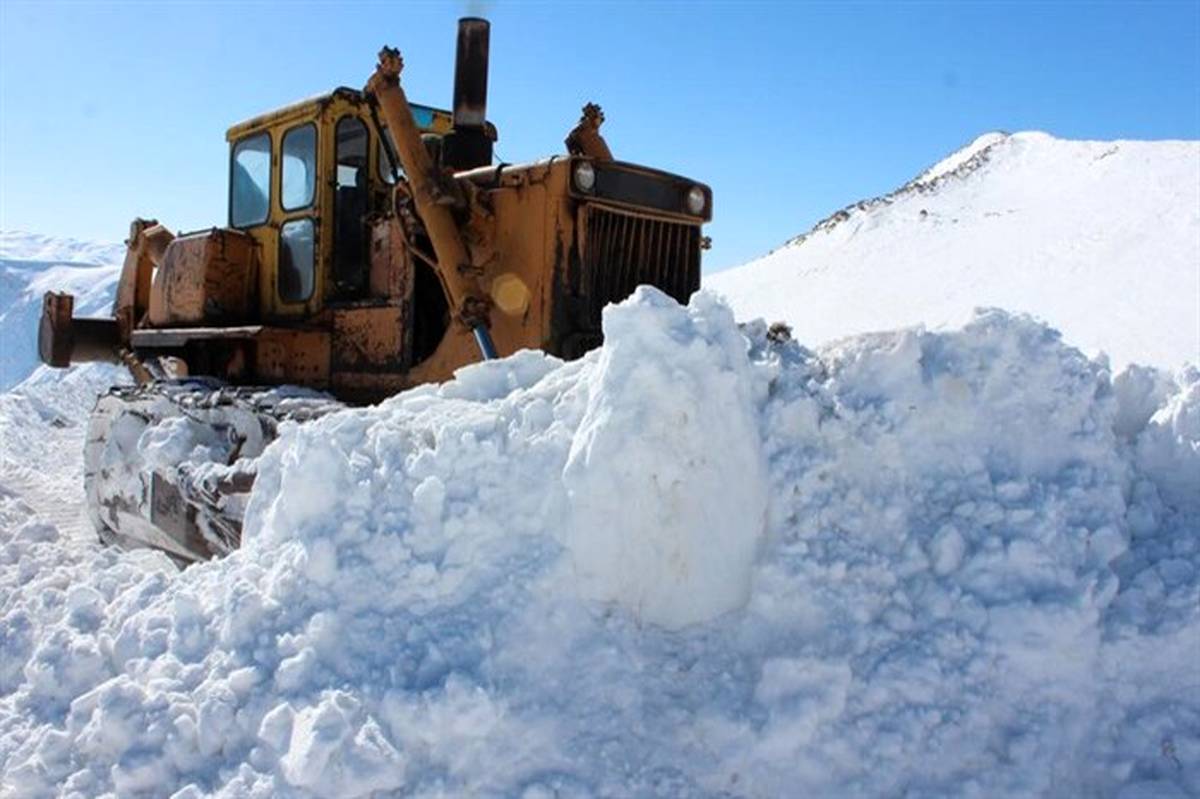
[84,380,343,562]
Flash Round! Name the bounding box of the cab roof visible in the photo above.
[224,86,462,142]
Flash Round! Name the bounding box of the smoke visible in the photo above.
[462,0,492,18]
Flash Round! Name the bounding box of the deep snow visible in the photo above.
[708,132,1200,370]
[1,287,1197,798]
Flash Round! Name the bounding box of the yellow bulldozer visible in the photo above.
[36,18,712,563]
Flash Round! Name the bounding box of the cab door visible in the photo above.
[229,119,321,321]
[275,121,320,314]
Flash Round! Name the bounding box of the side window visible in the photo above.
[281,124,317,210]
[333,116,369,295]
[279,218,314,303]
[230,133,270,228]
[336,116,368,186]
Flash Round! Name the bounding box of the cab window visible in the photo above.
[230,133,270,228]
[281,124,317,210]
[333,116,369,295]
[279,218,314,303]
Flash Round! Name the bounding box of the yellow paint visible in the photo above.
[222,89,458,321]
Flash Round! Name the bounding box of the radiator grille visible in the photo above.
[580,205,702,326]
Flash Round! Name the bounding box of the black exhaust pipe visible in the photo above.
[453,17,489,129]
[443,17,494,170]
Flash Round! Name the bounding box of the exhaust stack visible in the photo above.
[453,17,489,129]
[443,17,493,170]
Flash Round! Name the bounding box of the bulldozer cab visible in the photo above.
[40,17,709,418]
[35,18,716,562]
[224,89,457,320]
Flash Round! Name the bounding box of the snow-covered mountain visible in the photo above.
[0,231,123,390]
[709,132,1200,369]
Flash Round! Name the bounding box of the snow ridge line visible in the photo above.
[769,132,1010,254]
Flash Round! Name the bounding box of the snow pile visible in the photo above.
[709,132,1200,369]
[561,293,767,627]
[0,231,123,391]
[2,289,1197,797]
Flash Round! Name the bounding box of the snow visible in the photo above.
[0,364,124,536]
[914,131,1008,184]
[0,231,123,391]
[1,284,1198,797]
[561,290,767,627]
[708,132,1200,370]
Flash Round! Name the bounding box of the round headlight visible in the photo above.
[574,161,596,192]
[686,186,706,215]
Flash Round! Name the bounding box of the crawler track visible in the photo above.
[84,380,342,564]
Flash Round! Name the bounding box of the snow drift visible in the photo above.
[0,231,123,391]
[709,132,1200,370]
[2,288,1197,798]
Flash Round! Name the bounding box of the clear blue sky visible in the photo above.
[1,1,1197,272]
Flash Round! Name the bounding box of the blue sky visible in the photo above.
[1,1,1197,272]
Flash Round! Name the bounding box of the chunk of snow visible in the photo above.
[560,289,767,628]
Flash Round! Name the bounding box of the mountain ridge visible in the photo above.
[710,131,1200,369]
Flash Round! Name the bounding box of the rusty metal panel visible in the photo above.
[38,292,76,367]
[368,218,410,300]
[253,328,330,387]
[332,305,406,373]
[114,220,174,341]
[330,371,409,403]
[38,292,121,367]
[147,228,257,326]
[567,160,711,222]
[131,325,264,347]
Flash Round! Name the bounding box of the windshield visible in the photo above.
[230,132,271,228]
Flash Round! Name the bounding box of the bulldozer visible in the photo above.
[36,18,712,564]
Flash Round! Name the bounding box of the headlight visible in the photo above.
[574,161,596,192]
[686,186,706,215]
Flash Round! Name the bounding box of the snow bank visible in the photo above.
[0,364,125,520]
[0,232,123,391]
[1,290,1198,797]
[709,132,1200,370]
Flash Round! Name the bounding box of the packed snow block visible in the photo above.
[1133,366,1200,513]
[1107,365,1200,638]
[561,288,768,628]
[278,691,407,796]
